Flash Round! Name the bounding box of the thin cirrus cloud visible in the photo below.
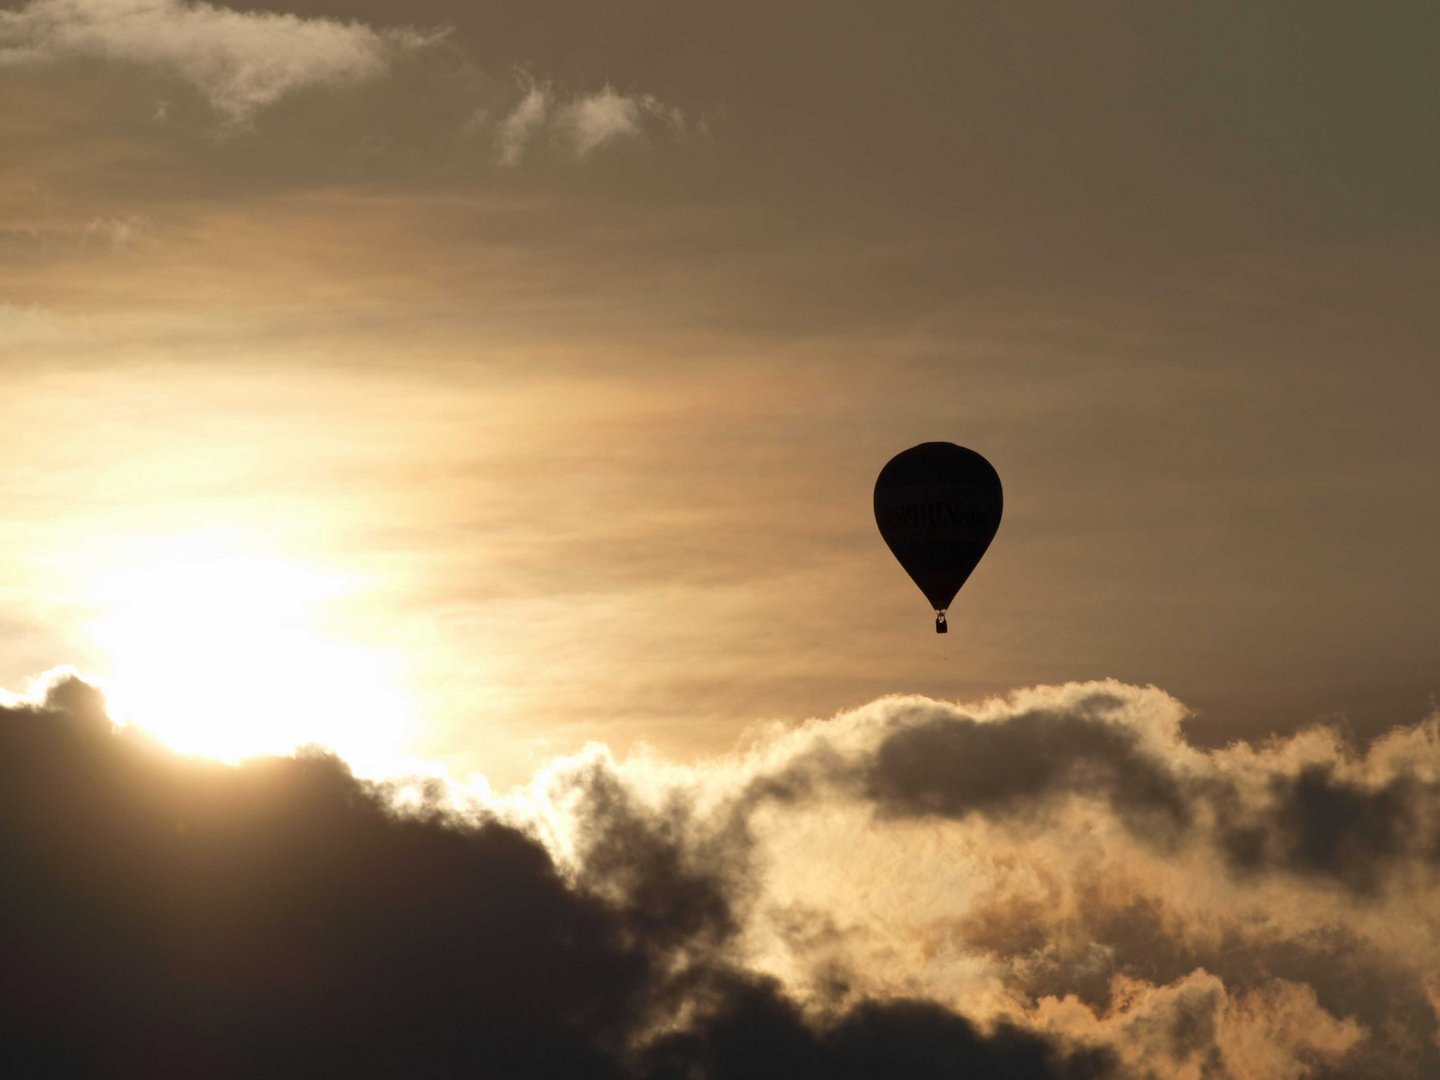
[7,668,1435,1075]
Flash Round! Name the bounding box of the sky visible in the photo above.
[1,0,1438,1074]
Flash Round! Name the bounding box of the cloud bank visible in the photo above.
[3,672,1437,1076]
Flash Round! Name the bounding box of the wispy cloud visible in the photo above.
[495,79,685,166]
[1,1,687,165]
[0,0,441,123]
[496,81,550,167]
[561,86,644,158]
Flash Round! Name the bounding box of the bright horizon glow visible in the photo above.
[86,533,417,773]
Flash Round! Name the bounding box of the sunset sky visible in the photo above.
[2,2,1438,1075]
[4,0,1438,779]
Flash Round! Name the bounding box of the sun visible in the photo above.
[86,533,416,772]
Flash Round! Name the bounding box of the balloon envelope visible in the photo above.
[873,442,1003,613]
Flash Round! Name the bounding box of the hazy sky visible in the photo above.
[3,0,1437,784]
[3,2,1440,1074]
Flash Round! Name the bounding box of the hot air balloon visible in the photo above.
[874,442,1003,633]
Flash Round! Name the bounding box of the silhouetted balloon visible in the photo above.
[874,443,1003,633]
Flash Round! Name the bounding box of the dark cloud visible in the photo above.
[862,692,1193,847]
[604,683,1436,1075]
[958,886,1439,1077]
[5,671,1438,1076]
[1216,765,1436,894]
[638,973,1114,1080]
[838,691,1440,895]
[0,673,1113,1078]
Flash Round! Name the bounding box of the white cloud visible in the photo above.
[0,1,686,162]
[496,82,549,167]
[560,85,642,158]
[496,80,684,166]
[0,0,440,123]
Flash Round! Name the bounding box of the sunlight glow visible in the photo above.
[87,533,416,772]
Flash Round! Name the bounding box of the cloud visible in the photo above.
[523,682,1440,1076]
[706,682,1439,895]
[497,82,550,168]
[0,670,1111,1077]
[5,670,1437,1075]
[859,691,1194,845]
[637,978,1115,1080]
[495,79,685,166]
[561,86,644,158]
[1037,971,1365,1080]
[0,0,439,123]
[1,1,686,168]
